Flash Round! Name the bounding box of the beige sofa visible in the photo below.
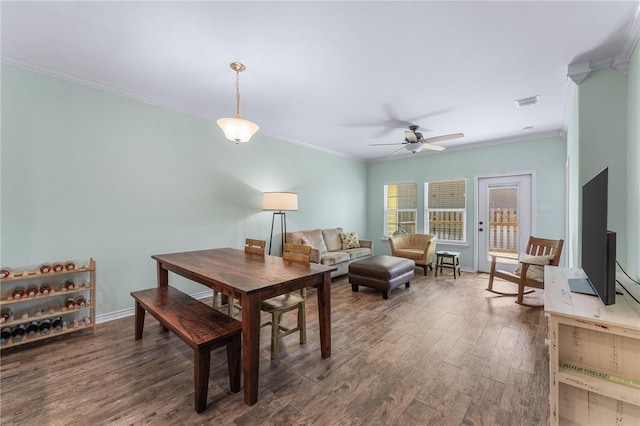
[285,227,373,278]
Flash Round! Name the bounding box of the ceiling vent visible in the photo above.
[515,95,540,107]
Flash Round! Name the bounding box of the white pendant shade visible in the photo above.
[262,192,298,211]
[217,117,260,143]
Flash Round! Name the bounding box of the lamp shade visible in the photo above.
[263,192,298,211]
[217,117,260,143]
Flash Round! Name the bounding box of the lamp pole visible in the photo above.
[268,210,287,256]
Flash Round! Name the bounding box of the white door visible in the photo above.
[477,174,533,273]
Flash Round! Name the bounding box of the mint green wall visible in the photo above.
[366,137,567,270]
[627,41,640,280]
[1,65,368,316]
[579,68,628,270]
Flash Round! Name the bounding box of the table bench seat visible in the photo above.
[131,286,242,413]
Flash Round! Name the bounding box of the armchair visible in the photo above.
[389,233,437,275]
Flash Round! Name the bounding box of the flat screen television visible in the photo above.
[568,168,616,305]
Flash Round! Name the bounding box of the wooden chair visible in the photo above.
[213,238,266,316]
[260,243,310,359]
[486,236,564,307]
[245,238,266,255]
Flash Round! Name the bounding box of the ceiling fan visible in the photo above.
[369,125,464,155]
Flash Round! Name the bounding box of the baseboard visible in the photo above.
[95,289,214,324]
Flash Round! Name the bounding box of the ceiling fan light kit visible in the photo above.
[217,62,260,143]
[405,143,424,154]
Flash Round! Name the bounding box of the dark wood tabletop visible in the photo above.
[151,248,336,406]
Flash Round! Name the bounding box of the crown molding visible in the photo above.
[2,56,212,121]
[259,131,366,163]
[568,4,640,84]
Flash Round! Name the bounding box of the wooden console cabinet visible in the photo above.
[545,266,640,425]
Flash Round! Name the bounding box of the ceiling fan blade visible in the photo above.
[406,108,454,124]
[422,143,446,152]
[423,133,464,144]
[405,131,418,143]
[391,146,408,156]
[369,143,404,146]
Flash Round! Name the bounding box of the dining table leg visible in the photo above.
[241,293,261,406]
[156,262,168,287]
[317,271,331,358]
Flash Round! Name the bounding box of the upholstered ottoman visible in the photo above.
[348,255,415,299]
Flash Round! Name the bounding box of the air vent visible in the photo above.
[515,95,540,107]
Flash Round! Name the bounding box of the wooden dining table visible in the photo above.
[151,248,336,406]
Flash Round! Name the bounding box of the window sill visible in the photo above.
[437,241,469,248]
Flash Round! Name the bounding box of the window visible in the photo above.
[384,183,417,237]
[425,179,466,243]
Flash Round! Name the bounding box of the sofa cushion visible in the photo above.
[344,247,372,260]
[287,231,305,245]
[303,229,328,253]
[320,251,350,266]
[322,228,344,251]
[340,231,360,249]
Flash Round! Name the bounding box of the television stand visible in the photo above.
[545,266,640,425]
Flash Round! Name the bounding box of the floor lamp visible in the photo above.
[263,192,299,255]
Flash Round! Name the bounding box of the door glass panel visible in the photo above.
[488,186,519,263]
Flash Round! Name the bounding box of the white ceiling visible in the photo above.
[2,1,639,161]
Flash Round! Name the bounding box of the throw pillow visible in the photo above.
[514,252,555,281]
[341,232,360,249]
[299,236,311,246]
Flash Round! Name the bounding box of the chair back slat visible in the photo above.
[245,238,266,255]
[283,243,311,264]
[526,237,564,266]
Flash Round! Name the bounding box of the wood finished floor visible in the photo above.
[0,272,549,425]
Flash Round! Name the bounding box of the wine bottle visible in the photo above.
[26,321,38,338]
[1,327,11,345]
[52,316,63,332]
[26,286,38,297]
[40,284,52,295]
[0,308,12,323]
[0,268,11,279]
[12,324,26,342]
[11,287,25,300]
[39,319,51,336]
[65,297,75,310]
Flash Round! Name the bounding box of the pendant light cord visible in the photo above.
[235,70,241,119]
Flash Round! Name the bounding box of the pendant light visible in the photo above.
[217,62,259,143]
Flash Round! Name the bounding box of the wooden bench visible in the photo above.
[131,286,242,413]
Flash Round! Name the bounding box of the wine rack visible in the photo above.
[0,258,96,349]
